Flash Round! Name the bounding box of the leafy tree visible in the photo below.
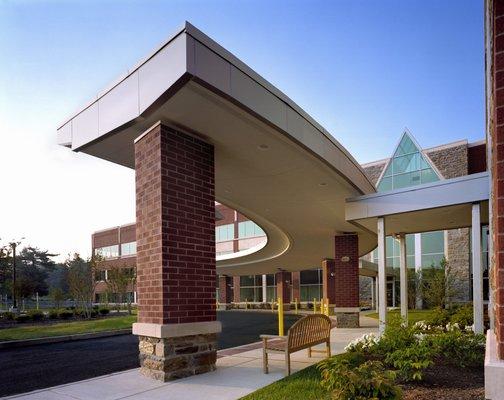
[66,253,100,319]
[106,264,136,314]
[49,287,65,309]
[421,258,460,309]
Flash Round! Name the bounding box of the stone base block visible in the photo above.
[217,303,232,310]
[334,312,359,328]
[138,333,217,382]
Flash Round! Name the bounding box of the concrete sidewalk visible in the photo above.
[3,316,378,400]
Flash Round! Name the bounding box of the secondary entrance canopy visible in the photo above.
[57,22,376,276]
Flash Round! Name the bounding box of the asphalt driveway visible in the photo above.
[0,311,299,397]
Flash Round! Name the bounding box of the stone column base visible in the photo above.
[134,321,221,382]
[138,333,217,381]
[333,308,360,328]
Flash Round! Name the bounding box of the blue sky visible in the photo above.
[0,0,484,258]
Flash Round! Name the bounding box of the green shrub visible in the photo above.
[450,304,473,327]
[92,305,99,311]
[423,307,450,327]
[48,309,59,319]
[90,310,98,318]
[1,311,15,321]
[58,310,73,320]
[428,330,485,367]
[375,314,416,354]
[99,307,110,316]
[15,314,31,323]
[28,310,45,321]
[318,356,401,400]
[384,342,433,381]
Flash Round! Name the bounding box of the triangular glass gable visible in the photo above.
[377,132,439,192]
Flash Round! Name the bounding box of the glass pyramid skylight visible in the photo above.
[377,132,439,191]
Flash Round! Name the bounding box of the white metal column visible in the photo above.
[378,217,387,334]
[399,234,408,322]
[414,233,422,309]
[392,277,396,307]
[262,274,267,303]
[371,277,376,310]
[472,203,484,334]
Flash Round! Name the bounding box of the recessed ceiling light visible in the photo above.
[258,144,269,150]
[319,182,327,187]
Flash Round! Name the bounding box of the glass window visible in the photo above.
[95,245,119,259]
[300,269,322,302]
[239,275,263,302]
[238,221,265,238]
[376,133,440,192]
[216,224,234,242]
[121,242,136,256]
[421,231,444,267]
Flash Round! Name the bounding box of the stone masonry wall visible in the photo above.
[362,162,387,186]
[425,144,471,302]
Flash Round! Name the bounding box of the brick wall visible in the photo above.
[491,0,504,360]
[275,271,292,303]
[218,275,233,304]
[322,259,336,304]
[135,123,216,325]
[334,235,359,308]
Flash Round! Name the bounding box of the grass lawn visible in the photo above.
[366,308,434,324]
[240,363,330,400]
[0,314,136,341]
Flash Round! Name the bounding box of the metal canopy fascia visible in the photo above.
[345,172,490,236]
[57,22,378,275]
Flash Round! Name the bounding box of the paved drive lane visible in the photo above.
[0,311,299,397]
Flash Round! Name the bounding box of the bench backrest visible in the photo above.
[287,314,332,353]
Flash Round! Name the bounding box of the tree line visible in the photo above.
[0,245,136,316]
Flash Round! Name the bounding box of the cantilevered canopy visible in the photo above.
[57,22,376,275]
[345,172,489,236]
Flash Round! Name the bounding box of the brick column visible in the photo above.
[334,235,360,327]
[322,259,336,313]
[233,276,241,303]
[132,122,220,381]
[291,271,301,303]
[218,275,233,310]
[275,270,291,310]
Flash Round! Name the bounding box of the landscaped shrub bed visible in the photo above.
[320,315,485,399]
[0,306,116,328]
[242,316,485,400]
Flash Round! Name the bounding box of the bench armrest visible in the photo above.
[260,334,285,339]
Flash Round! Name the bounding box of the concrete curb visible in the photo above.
[0,329,132,349]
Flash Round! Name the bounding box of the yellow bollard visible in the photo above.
[278,297,284,336]
[324,298,329,316]
[294,298,298,315]
[313,298,317,314]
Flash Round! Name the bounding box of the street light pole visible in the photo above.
[11,242,17,311]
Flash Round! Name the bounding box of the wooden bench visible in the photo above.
[260,314,332,376]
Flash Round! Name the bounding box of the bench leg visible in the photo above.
[307,347,312,358]
[285,351,291,376]
[326,340,331,358]
[263,346,269,374]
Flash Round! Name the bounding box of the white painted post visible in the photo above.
[399,234,408,323]
[378,217,387,334]
[414,233,423,309]
[371,278,376,310]
[472,203,484,334]
[392,277,396,308]
[262,274,267,303]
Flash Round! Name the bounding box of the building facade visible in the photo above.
[91,131,487,307]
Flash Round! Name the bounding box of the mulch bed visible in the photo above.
[402,363,484,400]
